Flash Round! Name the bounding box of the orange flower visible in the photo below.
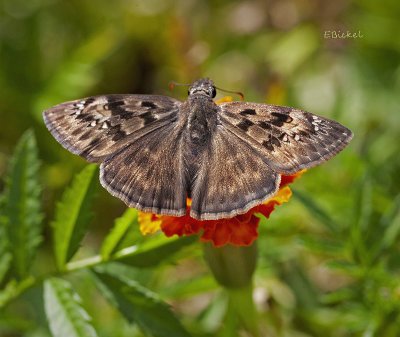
[138,171,304,247]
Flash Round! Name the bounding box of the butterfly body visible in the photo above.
[43,78,353,220]
[184,95,218,144]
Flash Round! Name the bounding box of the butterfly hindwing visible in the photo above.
[43,94,181,162]
[190,126,280,220]
[219,101,353,175]
[100,123,188,216]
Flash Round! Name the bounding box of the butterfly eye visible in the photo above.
[211,87,216,98]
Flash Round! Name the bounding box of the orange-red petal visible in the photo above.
[280,170,305,188]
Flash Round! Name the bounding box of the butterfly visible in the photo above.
[43,78,353,220]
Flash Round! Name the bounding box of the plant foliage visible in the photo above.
[0,130,42,280]
[44,278,98,337]
[52,164,97,271]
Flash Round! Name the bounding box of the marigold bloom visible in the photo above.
[138,171,304,247]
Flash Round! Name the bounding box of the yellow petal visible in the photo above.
[268,186,292,204]
[138,212,162,235]
[216,96,233,104]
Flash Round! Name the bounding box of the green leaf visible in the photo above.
[281,261,319,309]
[44,278,98,337]
[297,235,346,255]
[92,266,192,337]
[0,311,33,335]
[114,235,197,268]
[0,277,35,308]
[160,274,218,299]
[0,225,11,284]
[52,164,97,271]
[65,235,196,273]
[321,289,356,305]
[0,252,12,285]
[293,189,339,233]
[0,130,42,280]
[353,173,373,233]
[379,193,400,251]
[100,208,138,261]
[366,192,400,263]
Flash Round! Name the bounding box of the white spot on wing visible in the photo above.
[90,121,96,127]
[74,101,87,115]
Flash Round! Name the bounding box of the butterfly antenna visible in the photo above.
[169,81,191,91]
[215,86,244,101]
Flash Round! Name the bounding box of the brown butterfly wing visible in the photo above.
[43,94,181,162]
[219,101,353,175]
[44,94,188,216]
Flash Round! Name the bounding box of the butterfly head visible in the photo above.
[188,78,216,98]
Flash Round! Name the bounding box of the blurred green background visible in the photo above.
[1,0,400,336]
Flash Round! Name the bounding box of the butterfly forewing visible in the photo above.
[43,94,181,162]
[219,101,353,175]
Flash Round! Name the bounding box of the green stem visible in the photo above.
[202,242,259,336]
[65,255,103,271]
[226,283,259,337]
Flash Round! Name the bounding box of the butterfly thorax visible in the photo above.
[182,95,219,145]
